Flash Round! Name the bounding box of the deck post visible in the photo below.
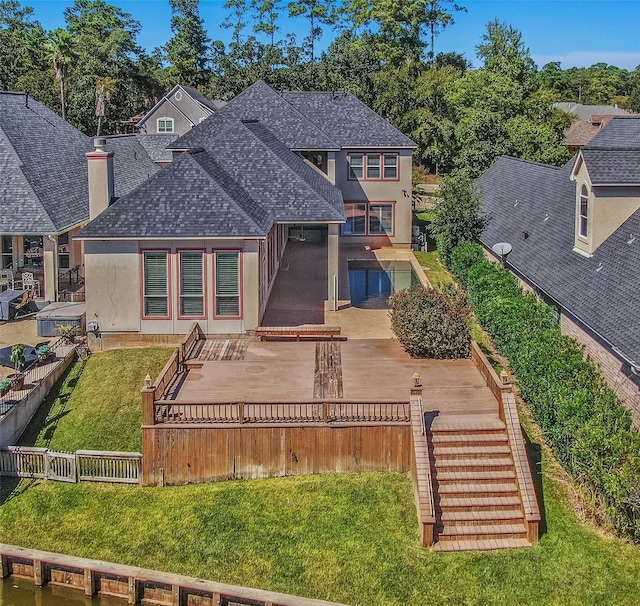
[142,386,156,426]
[1,555,9,578]
[33,559,44,586]
[328,223,339,311]
[84,568,96,596]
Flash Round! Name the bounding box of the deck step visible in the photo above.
[432,444,512,459]
[436,470,516,484]
[437,523,528,540]
[437,495,523,512]
[429,417,506,432]
[432,457,515,472]
[437,482,519,498]
[433,538,531,552]
[431,432,508,446]
[439,510,524,525]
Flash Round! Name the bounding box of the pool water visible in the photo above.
[348,260,419,309]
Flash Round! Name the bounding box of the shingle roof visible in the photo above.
[182,86,221,112]
[281,91,417,148]
[476,155,640,365]
[169,80,340,151]
[135,133,178,163]
[583,115,640,149]
[78,120,345,240]
[554,102,630,122]
[564,120,600,147]
[0,92,160,235]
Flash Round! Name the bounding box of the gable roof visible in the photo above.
[476,155,640,366]
[281,91,417,148]
[169,81,340,152]
[181,86,225,112]
[135,133,179,163]
[554,102,630,122]
[78,120,345,240]
[0,92,161,235]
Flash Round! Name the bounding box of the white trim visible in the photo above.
[157,117,174,134]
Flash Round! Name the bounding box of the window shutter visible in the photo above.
[144,252,168,316]
[216,252,240,316]
[180,252,204,316]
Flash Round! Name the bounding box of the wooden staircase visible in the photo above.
[429,418,531,552]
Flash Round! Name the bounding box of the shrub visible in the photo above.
[450,243,485,289]
[450,242,640,540]
[389,284,471,359]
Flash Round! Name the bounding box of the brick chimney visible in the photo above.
[86,137,114,220]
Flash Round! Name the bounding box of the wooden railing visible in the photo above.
[470,341,541,542]
[152,349,180,401]
[152,400,411,425]
[181,321,204,360]
[471,341,509,421]
[0,447,142,484]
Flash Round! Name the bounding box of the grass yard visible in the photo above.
[19,347,173,453]
[414,250,452,288]
[1,471,640,605]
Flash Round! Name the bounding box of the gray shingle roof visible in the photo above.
[0,92,160,235]
[182,86,223,113]
[169,80,340,152]
[78,120,345,240]
[580,149,640,184]
[135,133,179,163]
[583,115,640,149]
[554,102,630,122]
[476,155,640,365]
[281,91,417,148]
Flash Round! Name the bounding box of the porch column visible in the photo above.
[328,223,339,311]
[243,240,260,331]
[11,236,24,269]
[43,234,58,302]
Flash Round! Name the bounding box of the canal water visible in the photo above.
[1,575,124,606]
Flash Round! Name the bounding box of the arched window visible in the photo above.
[157,117,174,133]
[579,185,588,238]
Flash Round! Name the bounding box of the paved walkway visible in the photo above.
[176,339,498,421]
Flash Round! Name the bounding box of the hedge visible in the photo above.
[450,243,640,540]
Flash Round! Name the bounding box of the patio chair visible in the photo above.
[10,287,34,319]
[21,272,40,297]
[0,269,22,290]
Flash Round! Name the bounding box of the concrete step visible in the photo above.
[438,482,519,499]
[437,495,523,512]
[433,538,531,552]
[436,470,516,484]
[437,523,528,541]
[439,509,525,526]
[432,457,515,472]
[432,444,512,459]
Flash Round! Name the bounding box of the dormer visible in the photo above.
[570,144,640,257]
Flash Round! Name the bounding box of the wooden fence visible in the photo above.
[0,447,142,484]
[153,400,411,425]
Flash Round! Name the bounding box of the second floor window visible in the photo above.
[157,117,174,133]
[348,152,399,181]
[579,185,588,238]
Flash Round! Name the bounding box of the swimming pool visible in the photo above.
[348,260,419,309]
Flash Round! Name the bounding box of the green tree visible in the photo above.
[222,0,248,47]
[425,0,465,65]
[476,18,536,89]
[45,28,75,120]
[430,174,486,266]
[95,75,116,135]
[251,0,282,48]
[288,0,336,62]
[165,0,211,86]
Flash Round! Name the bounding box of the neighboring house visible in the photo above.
[0,91,159,302]
[137,84,226,136]
[477,116,640,423]
[555,102,632,154]
[77,80,415,339]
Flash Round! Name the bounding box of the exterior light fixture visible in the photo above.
[144,374,152,388]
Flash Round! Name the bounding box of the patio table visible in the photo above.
[0,289,26,321]
[0,344,37,368]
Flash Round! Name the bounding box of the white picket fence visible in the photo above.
[0,446,142,484]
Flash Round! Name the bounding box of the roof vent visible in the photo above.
[596,262,603,272]
[543,213,550,222]
[627,234,636,245]
[93,137,106,152]
[513,199,519,207]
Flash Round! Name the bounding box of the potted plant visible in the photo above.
[55,324,79,344]
[0,378,11,396]
[9,343,26,391]
[36,344,52,363]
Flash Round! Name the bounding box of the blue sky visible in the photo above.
[27,0,640,70]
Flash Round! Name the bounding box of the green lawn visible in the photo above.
[414,250,453,288]
[1,471,640,605]
[20,347,173,453]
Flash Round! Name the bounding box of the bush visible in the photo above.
[450,243,640,540]
[450,243,485,289]
[389,284,471,359]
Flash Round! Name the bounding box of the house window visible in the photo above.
[348,153,364,179]
[366,153,381,179]
[215,251,240,317]
[348,152,399,181]
[369,204,394,235]
[143,251,169,317]
[157,117,174,133]
[343,203,367,235]
[58,231,70,269]
[179,251,204,317]
[579,185,588,238]
[384,154,398,179]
